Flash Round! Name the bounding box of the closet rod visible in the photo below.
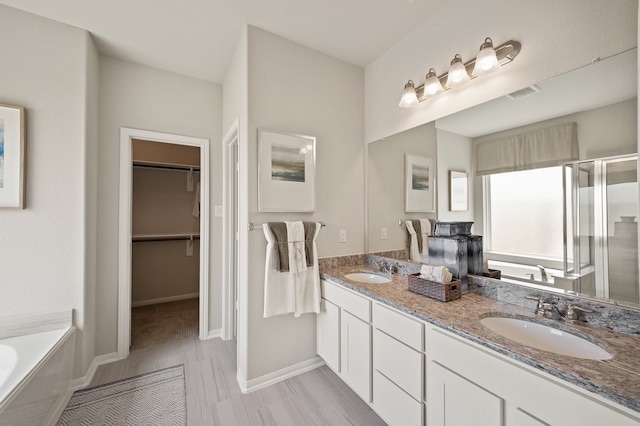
[132,233,200,242]
[133,162,200,172]
[248,222,326,231]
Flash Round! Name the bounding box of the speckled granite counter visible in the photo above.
[320,264,640,415]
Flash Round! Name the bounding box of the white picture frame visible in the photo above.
[258,129,316,212]
[449,170,469,211]
[405,154,435,213]
[0,104,25,209]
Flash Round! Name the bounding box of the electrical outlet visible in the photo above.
[381,227,387,240]
[339,229,347,243]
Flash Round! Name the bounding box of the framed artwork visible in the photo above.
[0,104,25,209]
[258,129,316,212]
[449,170,469,211]
[405,154,434,213]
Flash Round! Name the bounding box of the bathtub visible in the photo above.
[487,260,564,286]
[0,311,75,425]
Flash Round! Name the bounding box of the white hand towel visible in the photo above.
[420,265,453,283]
[285,221,307,273]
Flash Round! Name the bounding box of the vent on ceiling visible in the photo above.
[506,84,541,100]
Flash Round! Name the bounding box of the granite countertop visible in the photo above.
[320,264,640,415]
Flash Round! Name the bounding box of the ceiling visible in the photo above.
[0,0,443,83]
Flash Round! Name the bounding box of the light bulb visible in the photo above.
[445,54,470,88]
[424,68,444,97]
[473,37,499,76]
[398,80,419,108]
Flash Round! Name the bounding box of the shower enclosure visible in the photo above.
[563,154,639,304]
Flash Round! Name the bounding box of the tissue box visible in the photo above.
[408,273,461,302]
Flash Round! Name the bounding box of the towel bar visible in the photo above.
[248,222,326,231]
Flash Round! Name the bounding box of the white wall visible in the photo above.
[222,26,250,381]
[368,122,437,253]
[0,5,96,378]
[365,0,638,143]
[243,26,364,380]
[436,130,474,222]
[96,57,223,355]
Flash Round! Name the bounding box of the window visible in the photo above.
[485,167,564,260]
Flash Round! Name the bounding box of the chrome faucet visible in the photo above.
[536,265,548,282]
[525,295,555,318]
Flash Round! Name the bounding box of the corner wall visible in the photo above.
[0,5,95,378]
[96,57,223,355]
[244,26,365,380]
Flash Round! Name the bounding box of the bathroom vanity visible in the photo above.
[317,264,640,426]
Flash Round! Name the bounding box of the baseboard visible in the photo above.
[131,293,199,307]
[45,388,74,426]
[238,356,325,393]
[70,352,119,390]
[206,328,222,339]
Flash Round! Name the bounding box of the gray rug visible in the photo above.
[57,365,186,426]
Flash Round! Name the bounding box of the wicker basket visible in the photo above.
[407,274,461,302]
[483,269,501,279]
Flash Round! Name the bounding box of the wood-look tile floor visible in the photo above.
[90,305,386,425]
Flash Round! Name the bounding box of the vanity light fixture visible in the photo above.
[445,54,471,88]
[398,79,419,107]
[473,37,500,75]
[424,68,445,96]
[399,37,521,107]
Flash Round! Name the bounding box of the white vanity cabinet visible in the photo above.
[318,279,372,402]
[372,302,424,426]
[426,325,640,426]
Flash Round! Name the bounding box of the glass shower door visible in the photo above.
[563,154,639,304]
[605,157,639,304]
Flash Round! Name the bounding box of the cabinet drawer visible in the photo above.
[373,329,422,400]
[373,302,423,350]
[322,280,371,322]
[373,370,423,426]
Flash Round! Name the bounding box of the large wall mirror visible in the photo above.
[367,47,638,308]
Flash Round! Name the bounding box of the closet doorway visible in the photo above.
[118,128,210,359]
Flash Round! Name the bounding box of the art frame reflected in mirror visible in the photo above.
[449,170,468,212]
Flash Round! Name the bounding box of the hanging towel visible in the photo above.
[192,182,200,217]
[263,222,321,318]
[410,219,423,253]
[285,221,307,273]
[268,222,290,271]
[419,218,431,257]
[405,220,429,264]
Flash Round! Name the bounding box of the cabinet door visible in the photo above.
[317,298,340,372]
[340,310,372,402]
[429,362,503,426]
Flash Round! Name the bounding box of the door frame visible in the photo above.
[117,127,210,359]
[222,120,239,340]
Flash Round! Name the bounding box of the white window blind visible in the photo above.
[476,122,578,176]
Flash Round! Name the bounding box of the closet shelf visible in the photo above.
[132,232,200,242]
[133,161,200,172]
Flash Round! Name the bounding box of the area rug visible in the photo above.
[57,365,186,426]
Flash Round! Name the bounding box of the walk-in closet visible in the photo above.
[130,139,201,350]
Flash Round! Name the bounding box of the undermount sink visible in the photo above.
[344,272,391,284]
[480,316,613,360]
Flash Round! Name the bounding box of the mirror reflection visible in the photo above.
[367,48,638,307]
